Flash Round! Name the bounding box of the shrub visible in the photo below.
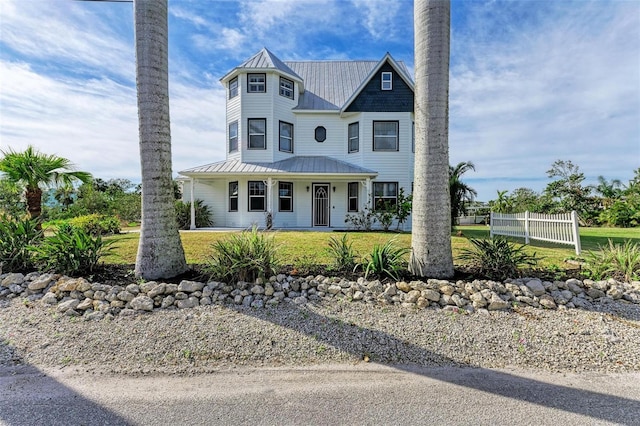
[327,234,358,273]
[0,217,42,271]
[175,199,213,230]
[373,202,395,231]
[345,204,376,231]
[458,237,539,281]
[67,214,120,235]
[204,226,279,283]
[30,224,114,276]
[362,238,410,281]
[583,239,640,283]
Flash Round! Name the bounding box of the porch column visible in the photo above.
[266,177,273,213]
[189,178,196,230]
[365,178,371,208]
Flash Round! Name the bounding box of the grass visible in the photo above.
[103,226,640,273]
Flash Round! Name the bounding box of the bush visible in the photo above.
[327,234,358,273]
[66,214,120,235]
[583,239,640,283]
[362,238,410,281]
[175,199,214,230]
[30,224,114,276]
[204,226,279,283]
[0,217,42,272]
[458,237,539,281]
[345,205,376,231]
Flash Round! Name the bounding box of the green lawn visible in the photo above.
[104,226,640,271]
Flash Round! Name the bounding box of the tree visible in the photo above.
[490,190,513,213]
[449,161,477,226]
[409,0,454,279]
[544,160,598,223]
[593,175,623,208]
[133,0,187,280]
[0,146,92,224]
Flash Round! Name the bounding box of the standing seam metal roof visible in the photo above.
[179,156,378,176]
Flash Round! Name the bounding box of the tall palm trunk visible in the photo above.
[409,0,454,279]
[134,0,187,280]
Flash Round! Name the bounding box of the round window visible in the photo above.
[315,126,326,142]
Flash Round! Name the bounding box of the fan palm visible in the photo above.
[0,145,92,223]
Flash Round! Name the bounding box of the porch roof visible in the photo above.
[179,156,378,178]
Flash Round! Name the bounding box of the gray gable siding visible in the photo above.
[344,62,414,112]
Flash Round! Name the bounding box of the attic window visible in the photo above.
[381,72,392,90]
[279,77,294,99]
[248,73,266,93]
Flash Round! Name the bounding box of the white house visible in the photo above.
[179,48,415,230]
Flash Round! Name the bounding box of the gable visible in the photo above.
[344,62,414,113]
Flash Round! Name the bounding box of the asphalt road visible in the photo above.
[1,364,639,425]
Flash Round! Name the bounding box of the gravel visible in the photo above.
[1,297,639,375]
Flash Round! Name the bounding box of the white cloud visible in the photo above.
[449,1,640,200]
[350,0,403,40]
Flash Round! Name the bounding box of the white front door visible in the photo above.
[313,184,330,227]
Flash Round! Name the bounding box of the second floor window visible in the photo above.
[348,122,359,153]
[229,77,238,98]
[229,181,238,212]
[248,73,266,93]
[279,182,293,212]
[279,77,294,99]
[279,121,293,153]
[248,118,266,149]
[248,181,266,211]
[229,121,238,152]
[373,121,399,151]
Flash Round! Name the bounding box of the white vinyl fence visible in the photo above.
[490,211,581,255]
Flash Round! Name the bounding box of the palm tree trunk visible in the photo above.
[26,186,43,223]
[133,0,187,280]
[409,0,454,279]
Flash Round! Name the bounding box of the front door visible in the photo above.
[313,184,330,227]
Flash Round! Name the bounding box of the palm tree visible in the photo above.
[0,145,92,223]
[409,0,454,279]
[450,161,477,226]
[133,0,187,280]
[490,190,513,213]
[594,176,622,208]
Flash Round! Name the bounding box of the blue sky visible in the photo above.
[0,0,638,201]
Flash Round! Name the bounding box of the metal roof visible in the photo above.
[179,156,378,177]
[284,56,413,111]
[222,47,302,82]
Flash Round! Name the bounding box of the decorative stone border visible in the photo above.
[1,271,639,320]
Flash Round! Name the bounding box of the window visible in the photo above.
[229,77,238,99]
[248,118,266,149]
[248,181,266,211]
[373,182,398,210]
[381,72,392,90]
[279,182,293,212]
[279,121,293,153]
[315,126,326,142]
[229,181,238,212]
[279,77,294,99]
[373,121,399,151]
[229,121,238,152]
[348,182,359,212]
[348,122,359,153]
[247,73,266,93]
